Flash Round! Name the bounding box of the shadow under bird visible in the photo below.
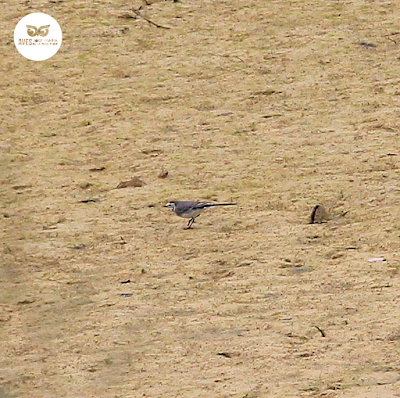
[164,201,237,229]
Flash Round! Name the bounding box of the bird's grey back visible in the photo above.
[174,201,204,211]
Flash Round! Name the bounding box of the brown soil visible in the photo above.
[2,1,400,397]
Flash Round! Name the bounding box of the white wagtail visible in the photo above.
[164,201,237,229]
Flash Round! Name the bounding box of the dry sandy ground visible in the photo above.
[2,0,400,397]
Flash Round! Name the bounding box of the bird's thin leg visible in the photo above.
[185,218,195,229]
[185,216,199,229]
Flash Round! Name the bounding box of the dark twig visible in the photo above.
[314,325,326,337]
[132,8,171,29]
[385,33,399,44]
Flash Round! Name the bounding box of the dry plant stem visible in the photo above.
[132,8,171,29]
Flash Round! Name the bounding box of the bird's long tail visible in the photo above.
[204,203,237,207]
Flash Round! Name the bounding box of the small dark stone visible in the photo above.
[310,205,329,224]
[359,42,376,48]
[69,244,86,250]
[80,198,100,203]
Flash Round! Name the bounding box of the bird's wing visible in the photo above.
[193,202,211,209]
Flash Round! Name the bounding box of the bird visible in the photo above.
[164,201,237,229]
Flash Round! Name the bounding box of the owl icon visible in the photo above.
[26,25,50,37]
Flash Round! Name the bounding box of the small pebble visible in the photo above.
[310,205,329,224]
[116,177,145,189]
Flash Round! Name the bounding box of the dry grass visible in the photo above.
[2,0,400,397]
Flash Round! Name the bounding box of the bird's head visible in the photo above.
[164,201,177,211]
